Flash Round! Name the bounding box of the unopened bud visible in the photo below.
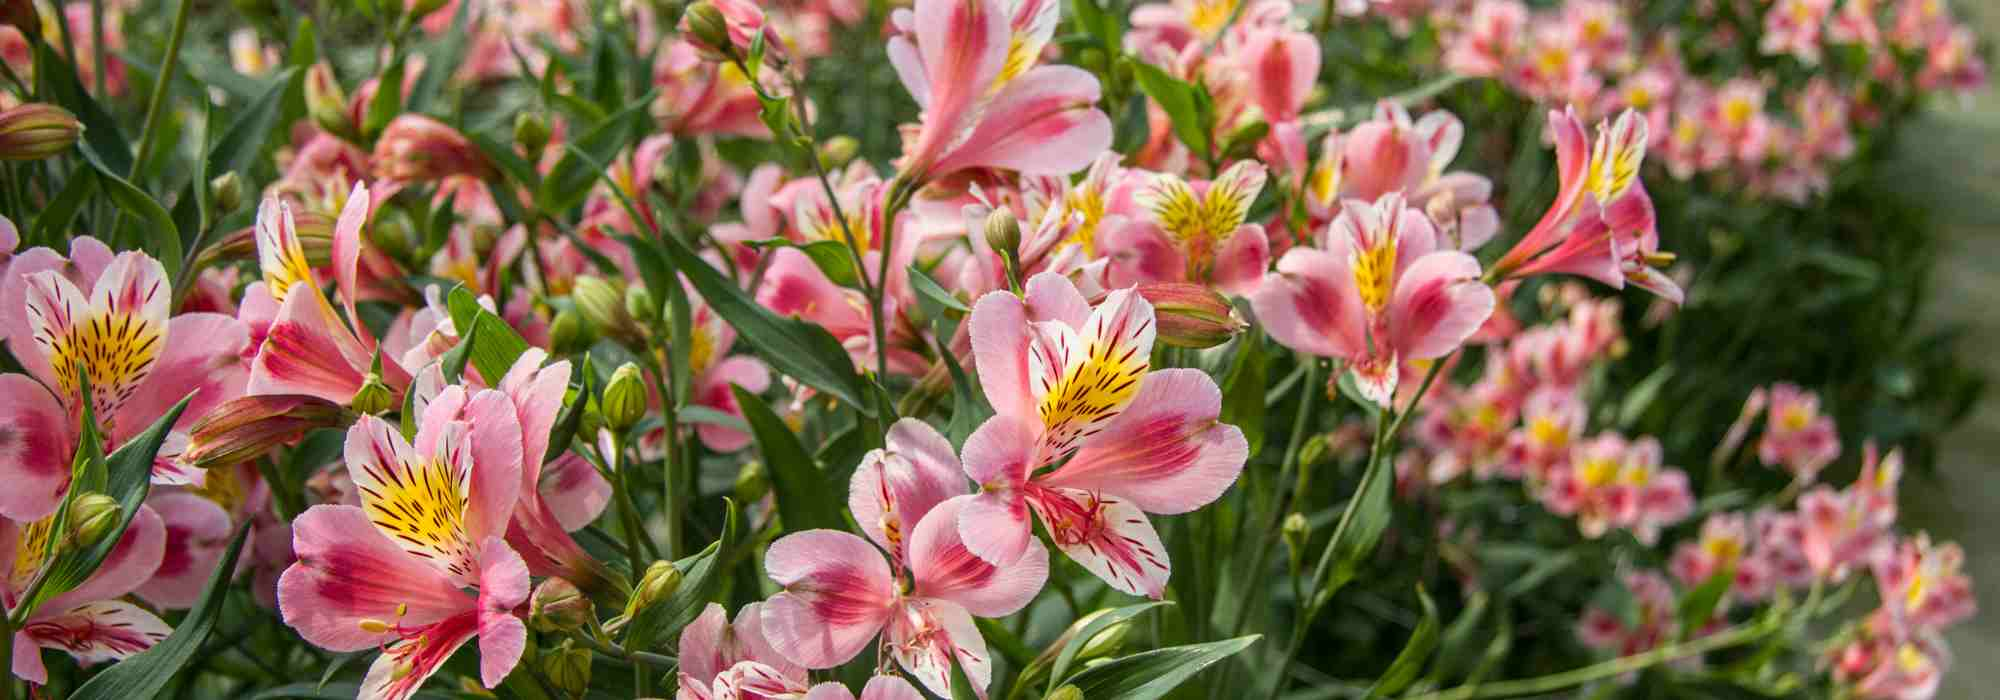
[572,276,632,338]
[1047,685,1084,700]
[372,114,494,182]
[680,3,735,59]
[303,63,355,141]
[548,309,591,354]
[185,395,351,469]
[602,363,648,432]
[530,578,594,633]
[210,172,245,214]
[1282,512,1310,565]
[625,560,683,618]
[984,209,1021,261]
[351,373,397,415]
[541,640,593,696]
[1298,434,1329,470]
[818,136,859,169]
[1223,119,1270,159]
[67,492,122,547]
[1030,609,1132,673]
[514,112,551,155]
[0,104,82,161]
[1136,283,1246,348]
[734,460,769,503]
[623,285,659,327]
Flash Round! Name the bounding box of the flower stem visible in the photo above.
[1,615,14,700]
[1402,617,1782,700]
[131,0,194,179]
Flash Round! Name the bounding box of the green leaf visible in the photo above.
[1064,635,1259,700]
[1617,364,1676,430]
[542,356,590,465]
[209,67,302,180]
[1220,328,1268,457]
[32,168,97,245]
[1367,586,1440,697]
[732,387,845,532]
[657,231,870,411]
[1678,563,1737,640]
[446,285,532,384]
[87,160,183,281]
[286,18,319,69]
[909,264,971,314]
[623,499,741,651]
[791,239,863,287]
[538,98,650,213]
[1049,601,1171,688]
[34,42,132,174]
[1111,93,1151,157]
[362,54,406,141]
[1128,60,1212,159]
[27,394,193,611]
[1323,450,1394,602]
[71,524,252,700]
[679,405,751,434]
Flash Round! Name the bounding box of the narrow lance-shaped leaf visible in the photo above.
[731,386,845,532]
[1062,635,1260,700]
[27,393,194,612]
[69,524,253,700]
[623,499,741,651]
[1368,586,1440,697]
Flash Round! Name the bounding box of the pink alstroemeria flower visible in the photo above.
[1874,535,1976,632]
[1668,513,1777,603]
[1252,192,1497,406]
[4,505,170,684]
[0,243,250,511]
[802,676,926,700]
[1101,161,1271,295]
[887,0,1112,182]
[278,386,530,700]
[1540,433,1692,544]
[1830,617,1947,700]
[678,602,806,700]
[1757,382,1840,483]
[962,273,1247,597]
[763,420,1048,697]
[247,183,414,406]
[1492,108,1682,305]
[1576,570,1686,660]
[1797,481,1894,582]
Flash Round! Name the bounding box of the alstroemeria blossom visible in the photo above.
[963,273,1247,597]
[764,421,1048,698]
[1252,192,1497,406]
[1874,535,1976,632]
[1540,433,1693,544]
[887,0,1112,182]
[1103,161,1271,295]
[5,505,170,684]
[277,385,529,700]
[677,602,807,700]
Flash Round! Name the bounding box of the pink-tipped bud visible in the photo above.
[0,104,82,161]
[184,394,350,469]
[1137,283,1247,348]
[371,114,494,182]
[304,63,355,141]
[679,0,785,65]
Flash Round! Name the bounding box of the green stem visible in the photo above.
[1,615,14,700]
[131,0,195,179]
[1403,618,1782,700]
[89,0,106,97]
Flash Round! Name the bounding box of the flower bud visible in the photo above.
[1222,119,1270,159]
[0,104,82,161]
[1298,434,1329,470]
[734,460,769,503]
[1047,686,1083,700]
[541,639,593,697]
[303,63,355,141]
[372,114,494,182]
[1282,512,1310,567]
[530,578,594,633]
[210,172,245,214]
[351,372,397,416]
[602,363,648,432]
[67,492,122,548]
[818,136,859,169]
[625,560,683,618]
[984,208,1021,262]
[680,3,735,59]
[1136,283,1246,348]
[623,285,659,327]
[514,111,551,155]
[1029,609,1131,673]
[548,309,592,355]
[185,395,351,469]
[3,0,40,40]
[572,276,633,338]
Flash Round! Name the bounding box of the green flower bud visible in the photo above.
[541,639,593,697]
[984,208,1021,261]
[548,309,592,355]
[623,285,660,328]
[572,276,633,339]
[530,578,594,633]
[0,104,82,161]
[303,63,355,141]
[602,363,648,432]
[514,112,552,155]
[67,492,122,548]
[1048,685,1084,700]
[680,3,734,60]
[625,560,683,618]
[351,374,397,416]
[1137,283,1246,348]
[734,461,769,503]
[210,172,245,214]
[818,136,859,169]
[1282,512,1310,569]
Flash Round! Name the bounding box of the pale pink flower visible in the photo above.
[1540,433,1692,544]
[1757,382,1840,482]
[1832,614,1948,700]
[1576,570,1681,658]
[1101,161,1271,294]
[1253,192,1496,406]
[1669,513,1777,602]
[1874,535,1977,632]
[962,273,1247,596]
[802,676,927,700]
[1915,25,1988,95]
[653,41,772,139]
[1797,479,1894,581]
[1828,0,1883,46]
[887,0,1112,182]
[677,602,806,700]
[278,386,531,700]
[1761,0,1833,63]
[1443,0,1526,76]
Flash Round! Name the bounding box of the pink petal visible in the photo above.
[909,496,1047,617]
[115,313,250,440]
[1209,224,1271,295]
[476,537,529,688]
[460,390,526,545]
[19,601,171,669]
[247,286,371,403]
[331,182,373,334]
[500,351,571,485]
[1098,219,1187,289]
[11,630,46,685]
[42,505,167,613]
[969,290,1034,420]
[694,357,771,453]
[358,611,480,700]
[0,375,74,521]
[1250,248,1366,359]
[1047,368,1248,513]
[956,416,1036,564]
[860,676,927,700]
[1029,488,1171,598]
[538,454,611,532]
[681,603,732,683]
[850,418,967,556]
[887,598,992,699]
[278,505,471,652]
[1387,251,1495,359]
[134,492,235,610]
[900,0,1010,174]
[1022,271,1092,327]
[761,530,897,668]
[931,65,1113,176]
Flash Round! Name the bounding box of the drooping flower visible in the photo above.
[962,273,1247,596]
[1252,192,1497,406]
[1102,161,1271,295]
[277,385,530,700]
[887,0,1112,182]
[763,420,1048,697]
